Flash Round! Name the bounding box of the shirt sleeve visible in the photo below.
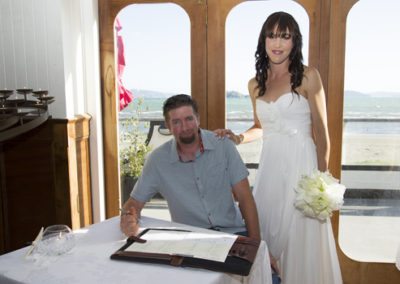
[130,152,160,202]
[223,138,249,187]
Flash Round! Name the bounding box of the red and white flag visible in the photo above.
[115,18,133,111]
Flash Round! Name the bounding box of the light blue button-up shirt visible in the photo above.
[131,129,249,233]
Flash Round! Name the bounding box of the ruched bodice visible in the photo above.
[256,93,312,137]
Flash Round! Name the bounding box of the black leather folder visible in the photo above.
[110,228,260,276]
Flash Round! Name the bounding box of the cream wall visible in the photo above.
[0,0,105,223]
[0,0,65,116]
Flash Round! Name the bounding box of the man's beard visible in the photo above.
[179,133,196,144]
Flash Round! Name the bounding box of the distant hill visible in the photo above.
[344,90,370,99]
[368,91,400,97]
[129,88,398,99]
[227,90,248,98]
[130,89,174,99]
[345,90,400,98]
[130,89,250,98]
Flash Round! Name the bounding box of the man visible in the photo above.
[120,94,260,240]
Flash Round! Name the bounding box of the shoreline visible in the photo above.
[236,134,400,166]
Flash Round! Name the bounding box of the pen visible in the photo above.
[119,208,132,216]
[172,253,194,258]
[127,235,147,244]
[148,228,192,233]
[120,208,141,223]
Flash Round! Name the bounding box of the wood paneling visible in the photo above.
[67,114,93,229]
[0,115,92,254]
[0,119,60,253]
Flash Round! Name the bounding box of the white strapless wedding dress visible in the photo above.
[253,93,342,284]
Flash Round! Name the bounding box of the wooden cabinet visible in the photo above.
[0,115,92,254]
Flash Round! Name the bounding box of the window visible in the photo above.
[225,0,309,184]
[116,3,190,206]
[340,0,400,263]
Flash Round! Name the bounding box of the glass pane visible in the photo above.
[116,4,190,207]
[225,0,309,185]
[340,0,400,263]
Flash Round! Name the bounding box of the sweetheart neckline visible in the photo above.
[257,93,307,105]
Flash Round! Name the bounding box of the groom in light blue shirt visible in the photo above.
[120,94,260,240]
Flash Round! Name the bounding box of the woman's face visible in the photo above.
[265,26,293,66]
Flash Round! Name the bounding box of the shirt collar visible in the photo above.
[169,129,214,163]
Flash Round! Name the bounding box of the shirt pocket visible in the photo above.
[205,161,229,193]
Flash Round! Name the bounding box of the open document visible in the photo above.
[125,229,237,262]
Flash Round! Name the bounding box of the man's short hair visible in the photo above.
[163,94,199,119]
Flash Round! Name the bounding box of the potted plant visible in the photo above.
[119,98,152,205]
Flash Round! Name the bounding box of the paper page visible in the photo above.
[125,229,237,262]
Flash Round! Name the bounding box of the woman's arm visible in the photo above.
[304,67,330,171]
[214,78,263,144]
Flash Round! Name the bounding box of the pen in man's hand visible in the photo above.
[119,208,131,215]
[128,235,147,244]
[120,207,139,217]
[119,208,141,224]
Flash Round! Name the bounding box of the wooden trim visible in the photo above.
[51,119,72,228]
[325,1,399,283]
[99,0,121,219]
[67,114,93,229]
[206,0,227,130]
[188,1,208,128]
[0,144,6,253]
[99,0,208,218]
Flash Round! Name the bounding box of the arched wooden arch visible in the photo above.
[99,0,208,217]
[99,1,400,282]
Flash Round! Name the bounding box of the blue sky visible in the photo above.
[118,0,400,95]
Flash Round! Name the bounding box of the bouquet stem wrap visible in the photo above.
[294,170,346,221]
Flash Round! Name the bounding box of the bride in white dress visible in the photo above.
[215,12,342,284]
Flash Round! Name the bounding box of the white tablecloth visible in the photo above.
[0,216,272,284]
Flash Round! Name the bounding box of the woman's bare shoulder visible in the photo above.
[301,65,324,98]
[303,65,321,82]
[248,77,258,98]
[248,77,257,88]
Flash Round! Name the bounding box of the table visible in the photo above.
[0,216,272,284]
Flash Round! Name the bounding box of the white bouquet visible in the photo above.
[294,170,346,221]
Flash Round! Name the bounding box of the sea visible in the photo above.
[119,93,400,135]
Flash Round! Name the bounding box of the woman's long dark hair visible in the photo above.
[255,11,304,97]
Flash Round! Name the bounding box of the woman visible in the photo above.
[215,12,342,284]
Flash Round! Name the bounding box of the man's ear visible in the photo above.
[164,119,171,131]
[196,114,200,126]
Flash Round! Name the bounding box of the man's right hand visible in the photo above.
[120,207,140,237]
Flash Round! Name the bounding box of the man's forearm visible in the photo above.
[120,197,145,236]
[233,180,261,240]
[240,200,261,240]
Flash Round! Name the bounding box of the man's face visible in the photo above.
[166,106,200,145]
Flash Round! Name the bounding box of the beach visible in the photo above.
[342,134,400,165]
[236,134,400,166]
[235,133,400,191]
